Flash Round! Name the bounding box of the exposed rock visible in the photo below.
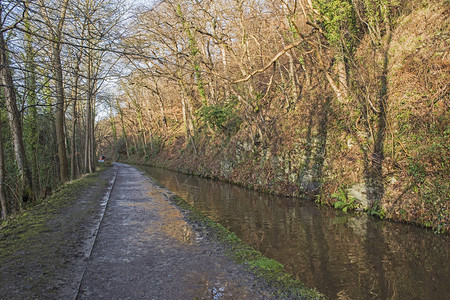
[348,183,370,210]
[220,160,233,179]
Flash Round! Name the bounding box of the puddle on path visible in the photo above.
[124,190,196,245]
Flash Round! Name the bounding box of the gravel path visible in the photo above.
[76,163,274,299]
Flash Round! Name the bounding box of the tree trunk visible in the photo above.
[90,94,96,172]
[109,98,118,160]
[40,0,70,182]
[116,99,129,158]
[181,89,190,141]
[85,23,96,174]
[176,4,208,107]
[24,3,40,198]
[337,57,349,102]
[85,94,93,173]
[0,21,32,203]
[52,42,69,182]
[154,83,168,130]
[221,44,229,99]
[366,33,391,209]
[70,57,81,180]
[85,39,93,173]
[287,51,299,104]
[0,110,7,219]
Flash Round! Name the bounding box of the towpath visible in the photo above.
[76,162,276,299]
[0,163,278,299]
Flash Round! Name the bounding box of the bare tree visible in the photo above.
[0,1,33,204]
[0,109,7,219]
[39,0,70,182]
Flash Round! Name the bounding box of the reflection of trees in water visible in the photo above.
[364,219,388,299]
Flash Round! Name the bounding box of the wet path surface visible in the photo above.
[77,163,273,299]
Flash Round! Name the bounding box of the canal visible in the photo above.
[140,166,449,299]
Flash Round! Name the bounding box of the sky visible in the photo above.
[126,0,158,9]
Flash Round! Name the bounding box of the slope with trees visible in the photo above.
[104,0,448,232]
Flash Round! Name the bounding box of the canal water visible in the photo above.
[140,166,449,300]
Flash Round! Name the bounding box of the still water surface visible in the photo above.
[140,166,449,300]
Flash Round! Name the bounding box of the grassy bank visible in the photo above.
[0,167,112,298]
[0,167,108,252]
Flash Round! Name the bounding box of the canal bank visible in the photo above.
[139,165,450,300]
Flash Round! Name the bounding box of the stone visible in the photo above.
[348,183,370,210]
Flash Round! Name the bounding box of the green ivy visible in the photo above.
[314,0,359,54]
[197,100,242,134]
[407,159,426,184]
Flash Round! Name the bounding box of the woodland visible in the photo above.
[0,0,448,232]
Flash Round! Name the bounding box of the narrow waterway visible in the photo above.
[140,166,449,300]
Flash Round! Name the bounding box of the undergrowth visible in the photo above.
[0,169,105,252]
